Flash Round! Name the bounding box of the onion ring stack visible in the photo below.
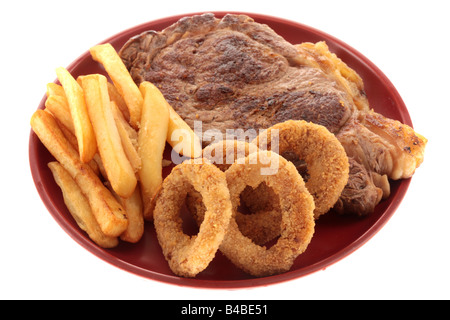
[154,120,349,278]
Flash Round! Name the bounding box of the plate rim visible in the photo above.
[29,11,412,289]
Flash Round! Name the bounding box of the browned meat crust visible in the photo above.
[120,13,355,137]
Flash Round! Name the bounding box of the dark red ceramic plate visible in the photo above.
[29,11,412,289]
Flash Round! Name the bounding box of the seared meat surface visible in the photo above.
[119,13,426,216]
[121,14,354,137]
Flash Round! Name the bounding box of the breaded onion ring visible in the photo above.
[235,209,282,246]
[153,158,232,278]
[254,120,349,219]
[187,140,281,245]
[220,151,315,277]
[202,139,257,171]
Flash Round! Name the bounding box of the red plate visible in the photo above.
[29,11,412,288]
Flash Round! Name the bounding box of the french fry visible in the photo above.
[30,110,128,237]
[111,100,141,172]
[107,81,130,122]
[46,83,66,98]
[54,118,101,177]
[44,92,101,176]
[166,103,202,159]
[48,161,119,248]
[79,74,137,198]
[109,184,144,243]
[90,44,143,129]
[44,96,101,176]
[55,67,97,163]
[92,153,107,180]
[44,95,74,134]
[138,81,170,220]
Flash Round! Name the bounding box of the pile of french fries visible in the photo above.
[31,43,202,247]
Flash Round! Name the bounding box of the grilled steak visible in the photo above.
[120,13,355,137]
[119,13,426,216]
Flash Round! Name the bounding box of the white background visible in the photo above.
[2,0,448,300]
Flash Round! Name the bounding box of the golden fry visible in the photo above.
[44,95,74,134]
[111,100,141,172]
[46,82,66,98]
[166,103,202,159]
[107,81,130,122]
[79,74,137,198]
[110,184,144,243]
[138,81,170,220]
[53,117,101,177]
[30,110,128,237]
[48,161,119,248]
[90,44,143,129]
[55,67,97,163]
[45,94,100,176]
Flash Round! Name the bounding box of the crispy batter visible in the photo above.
[202,139,257,170]
[254,120,349,219]
[234,209,282,246]
[153,158,232,277]
[219,151,315,277]
[186,139,281,245]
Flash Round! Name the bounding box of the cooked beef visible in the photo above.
[120,13,354,137]
[119,13,426,216]
[333,158,383,216]
[337,110,426,180]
